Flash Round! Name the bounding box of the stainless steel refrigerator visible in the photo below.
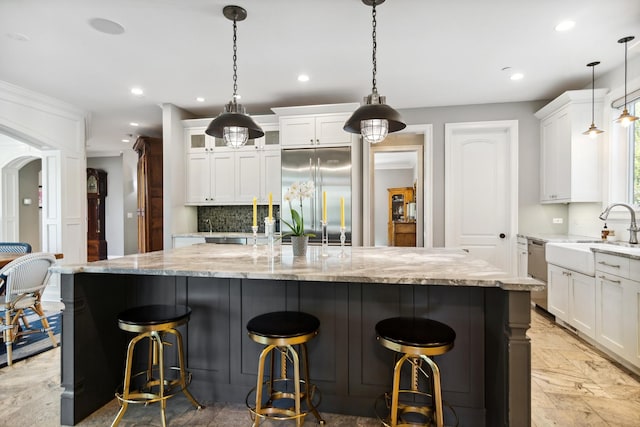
[281,147,351,244]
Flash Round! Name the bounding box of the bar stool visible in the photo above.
[246,311,325,426]
[375,317,457,427]
[111,304,203,427]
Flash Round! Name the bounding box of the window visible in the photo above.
[631,100,640,204]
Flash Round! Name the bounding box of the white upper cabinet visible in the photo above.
[273,103,360,148]
[182,117,280,205]
[535,89,606,204]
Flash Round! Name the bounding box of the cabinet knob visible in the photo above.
[310,139,314,144]
[499,233,506,239]
[316,139,319,144]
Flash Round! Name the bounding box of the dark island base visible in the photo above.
[60,273,532,426]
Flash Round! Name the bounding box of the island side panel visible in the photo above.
[60,272,180,425]
[485,288,532,427]
[347,283,487,424]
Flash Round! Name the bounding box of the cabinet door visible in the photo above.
[280,116,315,147]
[569,272,596,339]
[540,108,571,202]
[186,153,211,204]
[185,128,211,153]
[235,150,261,203]
[595,273,626,355]
[626,278,640,367]
[517,241,528,277]
[211,151,235,203]
[548,264,569,321]
[315,114,351,146]
[261,148,281,203]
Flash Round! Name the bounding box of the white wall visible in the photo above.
[374,168,415,246]
[87,156,125,257]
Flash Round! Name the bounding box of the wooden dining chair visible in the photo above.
[0,253,58,366]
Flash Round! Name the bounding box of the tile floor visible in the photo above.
[0,307,638,426]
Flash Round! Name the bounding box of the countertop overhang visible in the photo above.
[52,245,542,291]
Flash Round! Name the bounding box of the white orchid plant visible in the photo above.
[281,180,316,237]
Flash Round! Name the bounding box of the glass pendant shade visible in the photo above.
[615,108,638,128]
[344,94,405,144]
[614,36,638,128]
[205,101,264,147]
[344,0,406,144]
[204,5,263,148]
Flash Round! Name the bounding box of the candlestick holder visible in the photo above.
[321,220,329,257]
[251,225,258,250]
[264,217,275,256]
[339,226,347,258]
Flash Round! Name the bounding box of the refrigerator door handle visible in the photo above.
[317,157,322,229]
[309,156,315,231]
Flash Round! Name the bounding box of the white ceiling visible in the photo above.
[1,0,639,155]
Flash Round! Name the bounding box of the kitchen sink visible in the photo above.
[545,242,596,276]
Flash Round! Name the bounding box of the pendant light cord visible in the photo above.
[232,18,239,99]
[624,41,628,107]
[371,1,378,94]
[591,65,595,122]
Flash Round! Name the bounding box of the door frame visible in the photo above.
[444,120,519,274]
[363,124,433,247]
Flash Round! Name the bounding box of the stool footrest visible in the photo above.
[374,391,459,427]
[115,366,193,404]
[246,378,323,423]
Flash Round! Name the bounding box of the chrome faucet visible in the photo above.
[205,218,212,234]
[599,203,639,244]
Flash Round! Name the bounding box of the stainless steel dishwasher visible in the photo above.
[527,238,548,310]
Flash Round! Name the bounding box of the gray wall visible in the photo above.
[18,159,41,251]
[399,100,569,246]
[87,156,124,257]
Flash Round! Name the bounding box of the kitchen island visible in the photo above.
[54,244,542,426]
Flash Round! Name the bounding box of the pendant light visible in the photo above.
[344,0,406,144]
[205,5,264,148]
[614,36,638,128]
[583,61,604,137]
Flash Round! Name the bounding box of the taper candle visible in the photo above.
[340,197,345,228]
[252,197,257,227]
[268,192,273,220]
[323,191,327,222]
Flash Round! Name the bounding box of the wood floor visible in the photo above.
[0,307,638,426]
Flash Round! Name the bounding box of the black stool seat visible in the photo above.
[117,304,191,333]
[247,311,320,338]
[376,317,455,350]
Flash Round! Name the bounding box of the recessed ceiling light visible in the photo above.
[129,122,139,127]
[196,97,205,102]
[555,20,575,32]
[5,32,30,41]
[88,18,125,35]
[121,139,130,143]
[297,74,310,82]
[130,87,144,96]
[510,73,524,81]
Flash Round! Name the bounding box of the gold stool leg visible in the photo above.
[111,332,149,427]
[253,344,276,427]
[170,328,203,409]
[301,343,324,425]
[422,356,444,427]
[390,353,411,427]
[285,345,302,427]
[149,332,167,427]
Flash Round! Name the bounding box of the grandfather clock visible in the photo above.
[87,168,107,261]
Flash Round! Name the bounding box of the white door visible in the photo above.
[445,121,518,274]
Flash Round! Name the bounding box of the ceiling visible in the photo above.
[1,0,639,155]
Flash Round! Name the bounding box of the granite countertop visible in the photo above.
[52,245,543,291]
[517,233,600,243]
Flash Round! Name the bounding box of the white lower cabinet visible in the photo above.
[548,264,595,339]
[595,253,640,367]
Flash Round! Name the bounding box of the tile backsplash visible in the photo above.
[198,205,281,233]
